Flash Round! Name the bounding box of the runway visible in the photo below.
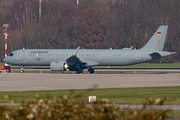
[0,73,180,91]
[10,68,180,72]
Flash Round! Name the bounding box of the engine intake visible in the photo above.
[50,61,68,71]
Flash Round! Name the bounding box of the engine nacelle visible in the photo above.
[50,61,68,71]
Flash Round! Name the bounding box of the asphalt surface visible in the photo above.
[11,68,180,72]
[0,73,179,91]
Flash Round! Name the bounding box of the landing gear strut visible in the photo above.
[20,66,24,73]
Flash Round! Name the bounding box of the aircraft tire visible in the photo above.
[6,69,11,73]
[76,69,83,74]
[88,68,94,74]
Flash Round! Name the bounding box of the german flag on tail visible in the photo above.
[157,32,161,36]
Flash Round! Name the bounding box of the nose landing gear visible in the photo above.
[20,66,24,73]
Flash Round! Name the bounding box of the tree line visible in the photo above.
[0,0,179,63]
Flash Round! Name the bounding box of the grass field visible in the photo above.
[0,86,180,104]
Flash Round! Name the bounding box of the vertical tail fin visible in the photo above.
[141,25,168,51]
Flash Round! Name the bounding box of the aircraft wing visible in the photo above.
[65,55,98,71]
[63,47,99,72]
[65,46,83,67]
[66,55,81,66]
[81,60,99,66]
[65,46,100,72]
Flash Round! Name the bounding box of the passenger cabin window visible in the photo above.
[8,53,13,57]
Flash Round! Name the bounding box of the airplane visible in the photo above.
[3,25,175,73]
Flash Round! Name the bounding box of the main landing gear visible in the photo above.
[76,68,95,74]
[88,68,94,74]
[76,69,83,74]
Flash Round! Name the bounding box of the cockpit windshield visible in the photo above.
[8,53,14,57]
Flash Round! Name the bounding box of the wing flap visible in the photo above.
[82,60,99,67]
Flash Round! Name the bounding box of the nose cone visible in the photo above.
[3,57,7,63]
[3,57,10,64]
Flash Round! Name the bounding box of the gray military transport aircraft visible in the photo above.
[3,25,175,73]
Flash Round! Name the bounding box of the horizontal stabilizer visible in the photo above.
[82,60,99,66]
[170,52,176,55]
[149,52,161,60]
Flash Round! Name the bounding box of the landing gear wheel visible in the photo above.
[6,69,11,73]
[88,68,94,74]
[76,69,83,74]
[20,66,25,73]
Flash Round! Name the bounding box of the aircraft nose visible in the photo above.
[3,57,8,63]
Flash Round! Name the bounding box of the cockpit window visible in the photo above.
[8,53,14,57]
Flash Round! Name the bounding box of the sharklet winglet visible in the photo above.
[73,46,80,56]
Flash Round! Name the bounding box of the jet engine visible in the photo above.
[50,61,69,71]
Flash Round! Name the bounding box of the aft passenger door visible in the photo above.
[99,52,103,60]
[136,51,141,60]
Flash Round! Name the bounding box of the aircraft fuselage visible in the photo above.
[3,25,175,73]
[4,49,171,66]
